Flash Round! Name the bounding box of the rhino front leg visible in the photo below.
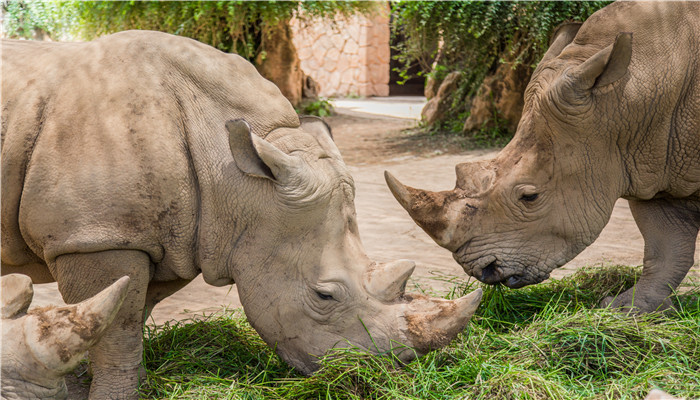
[52,250,151,400]
[601,198,700,312]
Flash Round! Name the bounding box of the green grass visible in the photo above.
[139,265,700,399]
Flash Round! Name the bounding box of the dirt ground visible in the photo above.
[30,106,700,327]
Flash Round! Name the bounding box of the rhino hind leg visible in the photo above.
[601,198,700,312]
[52,249,151,400]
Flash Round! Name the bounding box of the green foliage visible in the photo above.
[391,1,612,136]
[297,98,334,118]
[138,265,700,399]
[2,1,375,61]
[1,0,62,39]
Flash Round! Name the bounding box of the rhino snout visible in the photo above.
[401,288,482,354]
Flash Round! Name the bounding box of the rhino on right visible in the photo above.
[386,1,700,313]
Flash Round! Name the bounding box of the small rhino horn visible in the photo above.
[24,276,130,373]
[1,274,34,318]
[365,260,416,301]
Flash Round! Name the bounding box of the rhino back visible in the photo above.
[559,2,700,199]
[1,31,298,280]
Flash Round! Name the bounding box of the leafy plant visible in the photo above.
[1,0,62,40]
[391,1,612,137]
[297,98,334,118]
[3,1,376,62]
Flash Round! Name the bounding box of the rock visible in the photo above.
[255,20,304,107]
[424,75,440,99]
[421,71,462,125]
[302,75,320,100]
[462,60,531,134]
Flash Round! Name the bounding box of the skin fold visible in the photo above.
[1,31,481,399]
[386,1,700,313]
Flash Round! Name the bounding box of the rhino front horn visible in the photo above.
[404,288,483,353]
[23,276,131,373]
[384,171,453,248]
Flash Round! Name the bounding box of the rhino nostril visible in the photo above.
[480,261,502,284]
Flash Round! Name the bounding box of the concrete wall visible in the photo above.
[291,6,390,98]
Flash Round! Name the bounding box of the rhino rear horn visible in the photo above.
[1,274,34,318]
[23,276,130,374]
[365,260,416,302]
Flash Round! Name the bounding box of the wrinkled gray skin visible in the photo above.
[1,31,482,399]
[1,274,129,400]
[386,2,700,313]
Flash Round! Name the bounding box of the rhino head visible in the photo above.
[223,117,482,374]
[1,274,129,400]
[385,25,634,289]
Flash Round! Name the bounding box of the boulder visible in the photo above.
[421,71,462,125]
[462,60,531,134]
[256,20,304,107]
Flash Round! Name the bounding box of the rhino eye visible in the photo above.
[520,193,539,202]
[316,291,335,301]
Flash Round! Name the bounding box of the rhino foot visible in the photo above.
[599,287,674,314]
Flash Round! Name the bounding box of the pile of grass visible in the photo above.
[139,265,700,399]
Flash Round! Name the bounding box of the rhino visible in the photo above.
[1,274,129,400]
[386,1,700,313]
[1,30,482,399]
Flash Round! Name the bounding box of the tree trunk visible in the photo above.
[255,20,304,108]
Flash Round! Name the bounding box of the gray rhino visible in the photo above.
[386,1,699,313]
[1,274,129,400]
[1,31,482,399]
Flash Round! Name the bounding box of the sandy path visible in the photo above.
[29,108,700,326]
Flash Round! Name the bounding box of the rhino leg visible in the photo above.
[144,279,190,322]
[52,250,150,400]
[601,199,700,312]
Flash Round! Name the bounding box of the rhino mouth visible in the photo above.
[453,250,531,289]
[479,260,527,288]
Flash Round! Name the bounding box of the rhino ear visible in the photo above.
[226,119,275,180]
[299,115,342,160]
[539,22,582,65]
[570,32,632,90]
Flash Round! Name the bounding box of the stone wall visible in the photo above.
[291,6,390,97]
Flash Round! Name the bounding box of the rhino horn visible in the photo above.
[23,276,130,374]
[365,260,416,302]
[384,171,455,248]
[403,288,482,353]
[1,274,34,318]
